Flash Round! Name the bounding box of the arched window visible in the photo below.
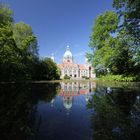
[64,70,67,74]
[74,70,76,73]
[69,70,72,73]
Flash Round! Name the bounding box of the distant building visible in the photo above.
[57,45,96,79]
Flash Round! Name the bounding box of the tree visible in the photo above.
[13,22,38,57]
[40,58,60,80]
[0,3,13,25]
[88,7,140,77]
[0,2,60,81]
[88,11,119,74]
[111,30,135,75]
[0,3,22,81]
[113,0,140,76]
[13,22,39,80]
[113,0,140,40]
[34,58,60,80]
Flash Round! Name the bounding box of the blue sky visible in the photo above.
[4,0,114,64]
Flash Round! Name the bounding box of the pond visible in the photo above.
[0,81,140,140]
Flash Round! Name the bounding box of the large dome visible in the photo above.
[63,45,73,62]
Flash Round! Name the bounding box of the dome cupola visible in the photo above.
[63,45,73,63]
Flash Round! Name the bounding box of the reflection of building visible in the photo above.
[63,96,73,110]
[58,82,96,110]
[57,46,96,79]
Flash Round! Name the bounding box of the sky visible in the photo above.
[4,0,114,64]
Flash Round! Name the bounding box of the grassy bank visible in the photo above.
[98,74,140,82]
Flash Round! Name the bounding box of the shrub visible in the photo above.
[63,75,70,79]
[99,74,137,82]
[82,76,89,79]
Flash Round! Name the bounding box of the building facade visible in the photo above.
[57,46,96,79]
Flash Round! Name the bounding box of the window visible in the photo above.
[69,70,72,73]
[73,70,76,73]
[64,70,67,74]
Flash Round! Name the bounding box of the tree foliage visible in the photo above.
[113,0,140,40]
[34,58,60,80]
[13,22,38,57]
[88,1,140,78]
[0,3,60,81]
[88,11,119,74]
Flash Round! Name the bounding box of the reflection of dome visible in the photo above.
[63,46,73,62]
[64,102,72,110]
[63,96,73,110]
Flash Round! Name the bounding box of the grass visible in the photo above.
[99,74,139,82]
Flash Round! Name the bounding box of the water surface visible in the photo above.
[0,81,140,140]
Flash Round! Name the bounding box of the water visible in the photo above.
[0,81,140,140]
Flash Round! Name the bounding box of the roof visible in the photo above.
[78,64,89,70]
[63,46,73,59]
[58,63,89,70]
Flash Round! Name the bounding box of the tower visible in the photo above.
[63,45,73,63]
[51,53,55,62]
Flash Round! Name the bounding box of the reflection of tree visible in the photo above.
[87,86,140,140]
[0,83,60,140]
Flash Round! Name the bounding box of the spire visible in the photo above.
[66,45,70,51]
[51,53,55,62]
[63,45,73,63]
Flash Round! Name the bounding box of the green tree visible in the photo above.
[88,11,119,74]
[113,0,140,40]
[113,0,140,76]
[13,22,39,80]
[0,2,60,81]
[111,30,135,75]
[88,8,140,78]
[41,58,60,80]
[13,22,38,57]
[0,3,13,25]
[34,58,60,80]
[0,3,23,81]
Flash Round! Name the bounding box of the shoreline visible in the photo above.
[0,78,140,84]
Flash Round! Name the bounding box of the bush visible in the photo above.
[63,75,70,79]
[82,76,89,79]
[99,74,137,82]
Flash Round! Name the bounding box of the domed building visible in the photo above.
[57,45,96,79]
[63,46,73,63]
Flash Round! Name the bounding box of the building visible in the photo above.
[57,45,96,79]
